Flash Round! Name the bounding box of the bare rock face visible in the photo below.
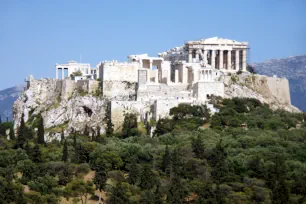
[224,74,300,113]
[13,77,106,141]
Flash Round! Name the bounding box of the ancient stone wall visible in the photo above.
[101,62,138,82]
[193,81,224,101]
[111,100,151,131]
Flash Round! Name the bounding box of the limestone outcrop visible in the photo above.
[13,76,106,141]
[224,74,300,112]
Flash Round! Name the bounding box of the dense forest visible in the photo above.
[1,97,306,204]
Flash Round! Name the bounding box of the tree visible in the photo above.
[0,177,26,204]
[37,115,45,145]
[140,165,156,190]
[191,135,205,159]
[93,166,107,204]
[167,175,186,204]
[83,124,89,137]
[162,145,171,175]
[108,182,129,204]
[127,158,140,185]
[266,156,289,204]
[32,144,42,163]
[64,179,95,204]
[16,113,27,149]
[62,139,68,162]
[9,126,15,140]
[60,129,65,143]
[121,113,138,138]
[0,115,2,124]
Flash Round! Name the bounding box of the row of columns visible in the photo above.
[199,70,213,81]
[56,68,67,80]
[188,49,247,71]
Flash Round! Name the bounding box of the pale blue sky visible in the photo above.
[0,0,305,90]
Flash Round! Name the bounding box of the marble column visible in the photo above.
[56,68,59,79]
[211,50,215,68]
[148,60,153,83]
[219,50,223,70]
[242,49,247,71]
[188,49,192,63]
[235,50,240,70]
[155,68,159,83]
[204,50,208,66]
[175,69,179,83]
[195,50,199,63]
[167,67,171,84]
[227,51,232,70]
[62,68,64,80]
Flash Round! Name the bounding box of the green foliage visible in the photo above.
[0,97,306,203]
[122,113,139,138]
[37,115,45,145]
[64,179,95,204]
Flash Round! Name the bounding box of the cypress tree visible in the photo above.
[32,144,42,163]
[0,115,2,124]
[62,139,68,162]
[16,113,27,148]
[60,129,65,143]
[37,115,45,145]
[192,135,205,159]
[9,126,15,140]
[83,124,89,136]
[162,145,171,175]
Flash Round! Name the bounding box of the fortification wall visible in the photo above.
[102,62,138,82]
[111,100,152,131]
[103,81,137,100]
[194,81,224,101]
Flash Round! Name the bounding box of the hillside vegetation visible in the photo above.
[1,98,306,204]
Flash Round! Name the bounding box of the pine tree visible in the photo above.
[37,115,45,145]
[16,113,27,149]
[109,183,129,204]
[62,139,68,162]
[9,126,15,140]
[162,145,171,175]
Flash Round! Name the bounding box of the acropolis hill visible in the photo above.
[13,37,300,140]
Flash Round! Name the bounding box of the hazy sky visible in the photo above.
[0,0,305,90]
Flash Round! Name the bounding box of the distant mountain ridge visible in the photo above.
[0,85,24,121]
[252,54,306,111]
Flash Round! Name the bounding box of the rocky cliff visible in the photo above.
[13,73,300,141]
[252,54,306,111]
[13,76,106,141]
[224,74,299,112]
